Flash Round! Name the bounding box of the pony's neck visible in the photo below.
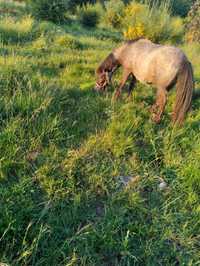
[97,53,120,74]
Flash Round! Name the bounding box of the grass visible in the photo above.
[0,4,200,266]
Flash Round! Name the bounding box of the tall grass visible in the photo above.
[0,3,200,266]
[0,15,34,43]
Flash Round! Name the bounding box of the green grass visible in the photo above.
[0,6,200,266]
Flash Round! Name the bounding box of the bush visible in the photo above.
[122,1,184,43]
[128,0,194,17]
[28,0,68,23]
[54,34,83,49]
[104,0,125,29]
[185,0,200,43]
[77,3,101,28]
[171,0,195,17]
[68,0,95,12]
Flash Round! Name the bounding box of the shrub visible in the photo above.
[77,3,101,28]
[123,2,147,39]
[68,0,95,12]
[185,0,200,43]
[169,17,184,42]
[127,0,194,17]
[54,34,83,49]
[32,35,48,50]
[124,23,145,40]
[34,21,61,37]
[171,0,195,17]
[122,1,184,43]
[104,0,125,29]
[28,0,68,23]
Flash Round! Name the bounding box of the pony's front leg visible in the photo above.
[127,75,136,99]
[113,70,130,101]
[151,88,167,123]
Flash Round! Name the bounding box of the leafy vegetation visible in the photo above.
[77,3,101,28]
[27,0,68,23]
[104,0,125,29]
[171,0,195,17]
[0,0,200,265]
[185,0,200,43]
[102,1,184,43]
[133,0,195,17]
[122,1,184,42]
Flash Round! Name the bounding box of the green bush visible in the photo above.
[185,0,200,43]
[122,1,184,43]
[77,3,101,28]
[171,0,195,17]
[54,34,83,49]
[104,0,125,29]
[28,0,68,23]
[68,0,95,12]
[131,0,194,17]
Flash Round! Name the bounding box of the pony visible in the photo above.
[95,38,194,125]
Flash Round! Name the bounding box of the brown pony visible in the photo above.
[95,38,194,125]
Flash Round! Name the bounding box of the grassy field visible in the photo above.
[0,2,200,266]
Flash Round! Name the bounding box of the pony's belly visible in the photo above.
[133,57,155,85]
[134,72,153,85]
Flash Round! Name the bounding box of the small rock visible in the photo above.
[158,181,167,190]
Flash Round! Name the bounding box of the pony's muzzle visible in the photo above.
[94,83,104,92]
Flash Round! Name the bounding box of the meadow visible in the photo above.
[0,1,200,265]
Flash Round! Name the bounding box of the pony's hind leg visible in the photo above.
[151,88,167,123]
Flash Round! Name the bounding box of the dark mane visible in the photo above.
[97,53,119,74]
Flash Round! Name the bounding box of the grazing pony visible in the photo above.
[95,38,194,125]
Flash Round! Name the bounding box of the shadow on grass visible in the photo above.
[48,86,111,148]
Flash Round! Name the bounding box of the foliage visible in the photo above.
[122,1,184,43]
[171,0,195,17]
[54,34,83,49]
[131,0,195,17]
[104,0,125,29]
[185,0,200,43]
[77,3,101,28]
[27,0,68,23]
[68,0,96,12]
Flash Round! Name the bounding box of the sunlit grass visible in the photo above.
[0,6,200,266]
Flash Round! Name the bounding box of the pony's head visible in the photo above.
[94,53,119,92]
[94,69,112,91]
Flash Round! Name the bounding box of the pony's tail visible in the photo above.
[173,60,194,126]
